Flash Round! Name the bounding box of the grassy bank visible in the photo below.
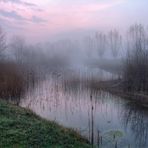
[0,100,91,148]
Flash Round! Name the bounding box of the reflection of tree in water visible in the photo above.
[122,102,148,148]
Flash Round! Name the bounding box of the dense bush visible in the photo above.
[0,62,26,101]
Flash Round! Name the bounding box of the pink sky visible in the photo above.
[0,0,148,42]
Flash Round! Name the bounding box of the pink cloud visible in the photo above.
[0,0,126,42]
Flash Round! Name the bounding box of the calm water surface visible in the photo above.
[21,69,148,148]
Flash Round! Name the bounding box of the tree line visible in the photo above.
[0,23,148,102]
[123,24,148,93]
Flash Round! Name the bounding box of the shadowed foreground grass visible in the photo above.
[0,100,91,148]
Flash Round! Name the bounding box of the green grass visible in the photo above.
[0,100,91,148]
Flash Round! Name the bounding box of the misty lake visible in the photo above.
[20,68,148,148]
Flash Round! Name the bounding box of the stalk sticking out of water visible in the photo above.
[100,136,103,146]
[97,130,100,147]
[97,130,102,148]
[115,141,117,148]
[90,93,94,147]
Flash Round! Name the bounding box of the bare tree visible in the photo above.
[10,36,26,64]
[84,36,94,58]
[108,29,122,58]
[127,24,146,52]
[123,24,148,92]
[0,26,6,58]
[95,32,107,58]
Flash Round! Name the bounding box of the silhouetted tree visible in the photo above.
[108,29,122,58]
[85,36,94,58]
[10,36,26,64]
[0,26,6,59]
[95,32,107,58]
[123,24,148,92]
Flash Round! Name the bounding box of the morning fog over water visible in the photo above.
[1,0,148,148]
[21,68,148,148]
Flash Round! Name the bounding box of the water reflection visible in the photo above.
[21,70,148,148]
[122,102,148,148]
